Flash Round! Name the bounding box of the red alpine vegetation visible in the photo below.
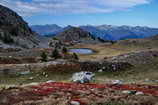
[0,82,158,105]
[31,82,158,96]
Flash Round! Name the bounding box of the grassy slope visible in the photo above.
[71,37,158,60]
[1,57,158,85]
[71,38,158,84]
[1,38,158,86]
[95,58,158,84]
[0,71,72,85]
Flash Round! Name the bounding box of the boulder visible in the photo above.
[122,90,131,94]
[135,91,144,95]
[112,80,123,85]
[72,71,95,83]
[70,101,80,105]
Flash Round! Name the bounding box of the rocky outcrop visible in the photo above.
[106,50,158,65]
[0,4,40,48]
[0,60,77,75]
[79,61,132,72]
[0,60,132,75]
[55,27,93,43]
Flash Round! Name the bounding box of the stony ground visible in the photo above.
[0,82,158,105]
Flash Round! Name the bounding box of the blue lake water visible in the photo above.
[69,48,94,54]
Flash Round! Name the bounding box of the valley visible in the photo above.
[0,3,158,105]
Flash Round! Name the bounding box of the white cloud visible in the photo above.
[0,0,151,16]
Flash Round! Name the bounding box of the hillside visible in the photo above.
[0,4,40,49]
[55,27,94,43]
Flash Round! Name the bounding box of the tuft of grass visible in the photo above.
[91,102,129,105]
[0,71,72,86]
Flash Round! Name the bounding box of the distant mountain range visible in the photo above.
[31,24,158,40]
[31,24,62,36]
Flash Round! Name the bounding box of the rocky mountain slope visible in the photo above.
[0,4,40,49]
[31,24,158,41]
[55,27,93,43]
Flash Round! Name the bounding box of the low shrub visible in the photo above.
[51,48,61,59]
[73,53,79,60]
[40,51,48,62]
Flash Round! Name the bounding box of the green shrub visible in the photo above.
[40,51,48,62]
[97,37,105,42]
[11,27,18,36]
[91,34,96,40]
[53,37,58,40]
[2,33,14,43]
[51,48,60,59]
[91,102,128,105]
[110,40,117,44]
[73,53,79,60]
[62,47,68,54]
[0,33,2,39]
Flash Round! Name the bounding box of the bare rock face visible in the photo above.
[0,4,40,48]
[55,27,93,43]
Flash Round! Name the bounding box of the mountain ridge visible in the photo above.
[31,24,158,41]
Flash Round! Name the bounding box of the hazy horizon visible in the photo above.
[30,23,158,28]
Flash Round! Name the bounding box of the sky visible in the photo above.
[0,0,158,27]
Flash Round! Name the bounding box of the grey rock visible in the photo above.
[135,92,144,95]
[98,69,103,73]
[72,71,95,83]
[20,71,30,75]
[70,101,80,105]
[122,90,131,94]
[112,80,123,85]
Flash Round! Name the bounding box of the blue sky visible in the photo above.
[0,0,158,27]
